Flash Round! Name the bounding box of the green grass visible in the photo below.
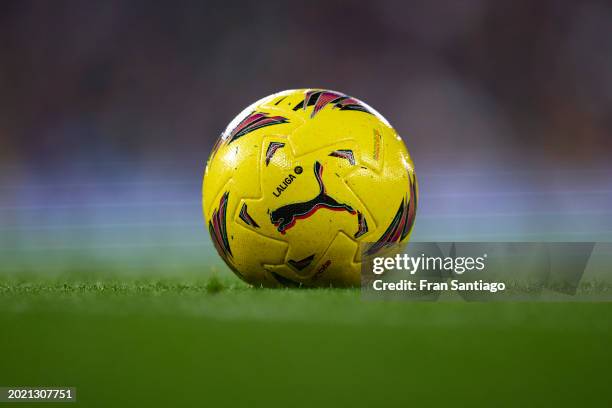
[1,274,612,407]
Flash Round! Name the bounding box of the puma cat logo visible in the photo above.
[270,162,355,234]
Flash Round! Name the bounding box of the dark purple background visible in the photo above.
[1,0,611,274]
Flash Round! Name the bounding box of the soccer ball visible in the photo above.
[203,89,417,287]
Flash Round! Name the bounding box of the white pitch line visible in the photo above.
[0,201,202,211]
[0,241,213,252]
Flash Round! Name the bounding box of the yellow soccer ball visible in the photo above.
[203,89,417,287]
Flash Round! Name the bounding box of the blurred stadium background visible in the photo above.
[1,0,612,276]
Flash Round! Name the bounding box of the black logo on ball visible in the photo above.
[270,162,355,234]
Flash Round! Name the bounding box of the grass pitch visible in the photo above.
[1,273,612,407]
